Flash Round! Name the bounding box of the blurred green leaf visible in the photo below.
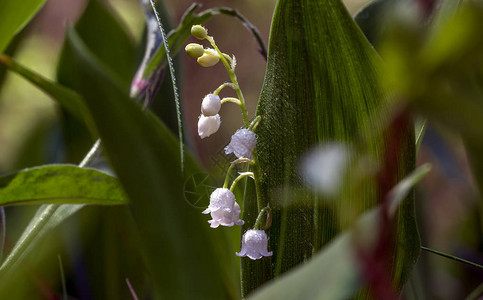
[0,0,47,53]
[56,0,136,162]
[73,0,135,86]
[0,55,94,133]
[0,204,83,277]
[249,164,431,300]
[381,3,483,193]
[354,0,389,45]
[245,0,416,296]
[0,164,127,206]
[0,31,23,91]
[64,27,239,299]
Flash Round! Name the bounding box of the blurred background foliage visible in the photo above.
[0,0,482,299]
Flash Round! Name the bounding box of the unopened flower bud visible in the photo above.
[185,43,204,58]
[197,49,220,67]
[191,25,208,40]
[201,94,221,116]
[198,114,221,139]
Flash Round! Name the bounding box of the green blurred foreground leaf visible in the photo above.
[0,204,83,278]
[249,164,431,300]
[64,27,238,299]
[0,164,127,206]
[0,55,95,133]
[0,0,47,53]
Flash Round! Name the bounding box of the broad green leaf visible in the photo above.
[0,0,47,53]
[64,28,238,299]
[73,0,135,86]
[0,164,127,206]
[244,0,416,296]
[56,0,136,162]
[0,55,95,133]
[249,164,431,300]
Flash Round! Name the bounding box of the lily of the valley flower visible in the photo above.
[198,114,221,139]
[225,128,257,159]
[236,229,273,260]
[202,188,244,228]
[201,94,221,116]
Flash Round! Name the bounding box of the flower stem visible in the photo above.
[221,97,242,106]
[223,158,254,189]
[206,36,249,127]
[421,246,483,270]
[213,82,236,95]
[254,206,271,230]
[230,172,254,192]
[79,139,102,168]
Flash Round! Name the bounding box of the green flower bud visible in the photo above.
[185,43,204,58]
[191,25,208,40]
[197,49,220,67]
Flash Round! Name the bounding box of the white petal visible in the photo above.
[198,114,221,139]
[237,229,272,260]
[225,128,257,158]
[207,188,235,211]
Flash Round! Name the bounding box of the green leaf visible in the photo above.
[0,204,83,277]
[244,0,416,295]
[73,0,135,85]
[354,0,389,45]
[248,164,431,300]
[55,0,137,162]
[64,27,238,299]
[0,0,47,53]
[0,164,127,206]
[0,55,95,133]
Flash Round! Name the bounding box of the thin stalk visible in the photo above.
[223,158,254,189]
[206,36,249,127]
[213,82,236,95]
[221,97,242,106]
[230,172,254,191]
[254,207,271,230]
[79,139,102,168]
[421,246,483,270]
[58,255,68,300]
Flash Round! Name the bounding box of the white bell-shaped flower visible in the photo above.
[236,229,273,260]
[198,114,221,139]
[202,188,244,228]
[201,94,221,116]
[225,128,257,159]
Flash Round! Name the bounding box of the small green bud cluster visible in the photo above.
[185,25,220,68]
